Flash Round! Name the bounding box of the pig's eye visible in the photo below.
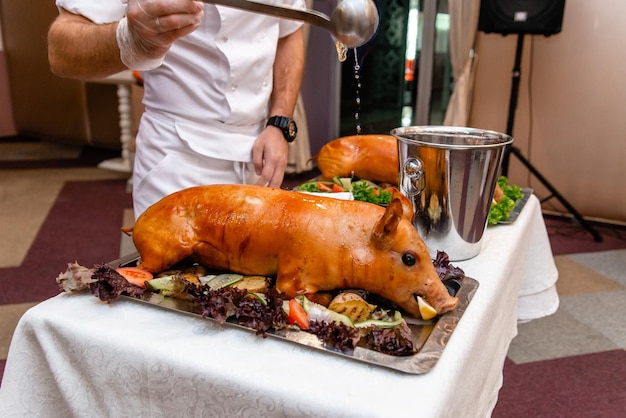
[402,252,416,266]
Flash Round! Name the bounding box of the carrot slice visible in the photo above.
[317,182,332,192]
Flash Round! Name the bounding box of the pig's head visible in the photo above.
[370,192,458,318]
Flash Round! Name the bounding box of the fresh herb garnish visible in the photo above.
[488,176,524,225]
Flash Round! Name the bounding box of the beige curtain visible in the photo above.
[286,94,311,173]
[285,0,313,174]
[443,0,481,127]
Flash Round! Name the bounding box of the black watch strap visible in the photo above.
[266,116,297,143]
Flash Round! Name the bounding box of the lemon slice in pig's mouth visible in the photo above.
[416,295,438,320]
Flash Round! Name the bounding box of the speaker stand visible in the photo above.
[502,34,602,242]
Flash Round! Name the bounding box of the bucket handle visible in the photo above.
[401,157,425,197]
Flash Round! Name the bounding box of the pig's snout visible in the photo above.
[426,293,458,315]
[416,283,458,316]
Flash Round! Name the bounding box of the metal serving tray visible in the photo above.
[110,254,478,375]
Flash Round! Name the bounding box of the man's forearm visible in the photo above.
[48,10,127,80]
[269,28,305,117]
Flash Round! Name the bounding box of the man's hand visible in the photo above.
[252,127,290,188]
[252,28,304,188]
[120,0,204,70]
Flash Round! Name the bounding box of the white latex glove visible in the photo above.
[117,0,204,70]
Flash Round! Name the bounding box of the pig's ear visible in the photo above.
[372,198,404,248]
[390,188,414,222]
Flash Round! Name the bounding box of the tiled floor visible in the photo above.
[0,166,131,362]
[506,244,626,363]
[509,250,626,364]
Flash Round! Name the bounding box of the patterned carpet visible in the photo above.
[1,139,625,416]
[494,219,626,417]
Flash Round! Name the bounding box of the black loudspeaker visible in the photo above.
[478,0,566,35]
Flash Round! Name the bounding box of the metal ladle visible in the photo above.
[202,0,380,48]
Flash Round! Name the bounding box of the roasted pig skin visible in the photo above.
[316,135,399,184]
[132,185,457,317]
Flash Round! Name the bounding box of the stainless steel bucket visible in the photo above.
[391,126,513,261]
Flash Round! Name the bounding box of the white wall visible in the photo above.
[470,0,626,224]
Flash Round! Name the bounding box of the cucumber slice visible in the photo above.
[299,295,354,327]
[332,176,353,191]
[198,274,217,285]
[146,275,176,290]
[206,273,244,290]
[146,274,175,290]
[146,275,187,297]
[247,292,267,306]
[354,311,404,329]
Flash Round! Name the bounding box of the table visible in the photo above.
[0,195,558,418]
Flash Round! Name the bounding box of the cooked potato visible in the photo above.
[231,276,270,293]
[179,272,201,286]
[328,292,377,323]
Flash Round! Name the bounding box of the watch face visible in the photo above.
[287,120,297,138]
[267,116,297,142]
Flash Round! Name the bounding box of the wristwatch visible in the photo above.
[266,116,297,143]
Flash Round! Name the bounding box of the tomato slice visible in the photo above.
[116,267,153,288]
[331,183,345,193]
[287,298,309,330]
[316,182,332,192]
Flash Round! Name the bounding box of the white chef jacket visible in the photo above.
[57,0,304,157]
[56,0,305,216]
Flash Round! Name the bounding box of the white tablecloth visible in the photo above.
[0,195,558,418]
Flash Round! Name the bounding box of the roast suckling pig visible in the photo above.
[131,184,458,318]
[316,135,399,184]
